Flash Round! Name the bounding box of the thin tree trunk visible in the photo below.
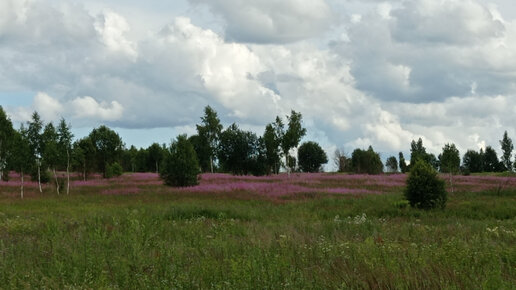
[210,155,214,173]
[66,149,70,195]
[53,168,60,195]
[156,161,159,174]
[37,161,42,193]
[286,154,290,178]
[21,169,24,199]
[449,172,454,193]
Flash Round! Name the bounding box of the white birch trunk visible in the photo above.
[37,161,42,193]
[53,168,60,195]
[66,149,70,195]
[21,169,24,199]
[210,155,214,173]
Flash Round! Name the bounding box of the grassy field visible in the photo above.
[0,172,515,289]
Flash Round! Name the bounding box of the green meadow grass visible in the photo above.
[0,184,515,289]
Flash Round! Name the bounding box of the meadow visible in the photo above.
[0,172,515,289]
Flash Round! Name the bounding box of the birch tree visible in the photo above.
[57,118,73,194]
[27,112,44,192]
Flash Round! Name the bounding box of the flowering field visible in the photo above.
[0,172,515,288]
[3,171,516,199]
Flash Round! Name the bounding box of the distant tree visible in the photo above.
[148,143,165,173]
[297,141,328,173]
[196,106,223,173]
[218,124,265,175]
[121,145,138,172]
[410,138,428,167]
[89,126,124,178]
[263,121,282,175]
[11,127,33,198]
[42,123,61,194]
[72,137,96,181]
[385,156,398,173]
[398,152,408,173]
[500,131,513,171]
[483,146,502,172]
[26,112,44,192]
[106,162,123,178]
[188,134,211,173]
[0,106,14,181]
[280,111,306,176]
[439,143,460,193]
[428,153,440,171]
[161,135,199,187]
[334,149,351,173]
[57,118,73,194]
[405,160,447,210]
[462,149,483,173]
[351,146,383,174]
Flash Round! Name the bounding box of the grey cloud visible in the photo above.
[188,0,336,43]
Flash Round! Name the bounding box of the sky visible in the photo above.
[1,0,516,169]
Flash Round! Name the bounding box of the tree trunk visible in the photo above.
[285,154,290,178]
[53,168,60,195]
[449,172,454,193]
[156,161,159,174]
[37,161,42,193]
[20,169,24,199]
[66,149,70,195]
[210,155,214,173]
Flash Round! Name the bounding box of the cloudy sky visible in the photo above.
[2,0,516,167]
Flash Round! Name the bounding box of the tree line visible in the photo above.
[1,104,514,193]
[0,106,330,193]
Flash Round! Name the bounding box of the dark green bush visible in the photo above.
[161,135,200,187]
[106,162,123,178]
[405,160,447,209]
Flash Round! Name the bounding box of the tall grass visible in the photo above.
[0,173,515,288]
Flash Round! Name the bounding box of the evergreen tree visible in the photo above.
[500,131,514,171]
[161,135,199,187]
[399,152,408,173]
[405,160,447,210]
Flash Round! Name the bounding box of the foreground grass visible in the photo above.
[0,189,515,289]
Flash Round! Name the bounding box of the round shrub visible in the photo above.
[161,135,200,187]
[106,162,123,178]
[297,141,328,173]
[405,160,447,209]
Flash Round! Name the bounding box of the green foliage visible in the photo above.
[280,111,306,173]
[196,106,223,173]
[188,134,211,173]
[405,160,447,209]
[484,146,503,172]
[439,143,460,174]
[385,156,398,173]
[72,137,96,180]
[0,106,14,178]
[463,149,484,173]
[263,121,282,174]
[297,141,328,172]
[161,135,200,187]
[351,146,383,174]
[217,124,266,176]
[106,162,124,179]
[89,126,124,178]
[398,152,408,173]
[500,131,513,171]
